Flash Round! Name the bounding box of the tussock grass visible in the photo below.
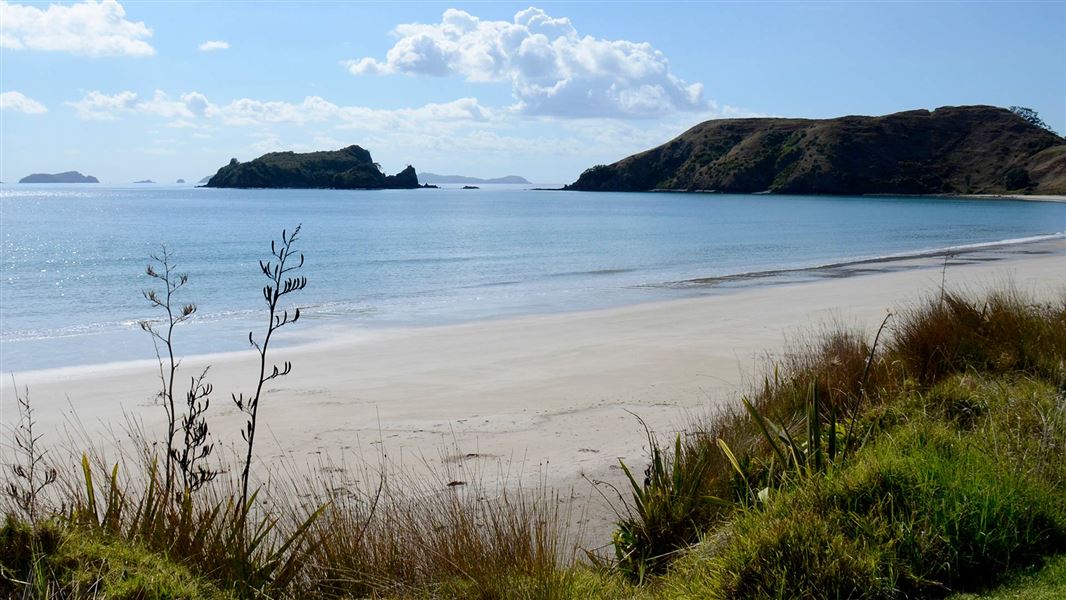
[890,288,1066,386]
[303,467,580,599]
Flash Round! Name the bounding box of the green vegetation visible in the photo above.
[566,105,1066,195]
[1,516,234,599]
[950,555,1066,600]
[204,145,422,189]
[3,284,1064,598]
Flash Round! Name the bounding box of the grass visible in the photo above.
[3,285,1065,598]
[949,554,1066,600]
[1,516,234,599]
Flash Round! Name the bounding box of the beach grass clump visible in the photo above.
[688,323,897,503]
[302,469,580,599]
[58,452,322,598]
[612,432,719,581]
[663,409,1066,598]
[890,289,1066,386]
[609,323,897,579]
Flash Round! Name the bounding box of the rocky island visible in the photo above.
[566,105,1066,196]
[19,171,99,184]
[204,145,426,189]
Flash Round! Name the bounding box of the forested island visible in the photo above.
[204,145,427,189]
[567,105,1066,195]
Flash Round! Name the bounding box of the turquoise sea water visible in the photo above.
[2,184,1064,372]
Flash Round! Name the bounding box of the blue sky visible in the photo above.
[1,1,1064,184]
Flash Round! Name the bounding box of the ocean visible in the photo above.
[2,184,1064,372]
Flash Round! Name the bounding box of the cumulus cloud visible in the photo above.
[0,0,155,57]
[0,91,47,114]
[66,90,138,119]
[198,40,229,52]
[66,90,213,120]
[345,6,707,118]
[65,89,492,131]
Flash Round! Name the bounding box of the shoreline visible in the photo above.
[6,233,1063,380]
[555,187,1066,203]
[3,239,1063,543]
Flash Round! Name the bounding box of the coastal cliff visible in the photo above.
[205,145,424,189]
[566,106,1066,195]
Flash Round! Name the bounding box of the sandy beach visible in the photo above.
[4,238,1064,543]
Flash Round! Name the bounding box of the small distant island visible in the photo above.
[566,105,1066,196]
[461,185,480,190]
[134,180,155,184]
[19,171,99,184]
[204,145,429,190]
[176,179,185,184]
[419,173,531,184]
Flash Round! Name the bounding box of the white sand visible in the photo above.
[3,240,1064,542]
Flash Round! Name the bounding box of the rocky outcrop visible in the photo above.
[205,145,423,189]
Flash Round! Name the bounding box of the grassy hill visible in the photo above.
[567,106,1066,195]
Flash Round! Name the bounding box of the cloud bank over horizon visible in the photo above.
[347,7,708,119]
[65,89,494,131]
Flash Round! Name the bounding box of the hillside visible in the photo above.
[205,145,423,189]
[19,171,99,183]
[566,106,1066,195]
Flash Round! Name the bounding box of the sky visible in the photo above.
[1,0,1064,184]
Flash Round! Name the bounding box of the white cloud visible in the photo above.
[0,0,154,57]
[221,95,340,126]
[220,94,492,131]
[346,6,707,118]
[0,91,47,114]
[66,90,138,119]
[65,89,492,132]
[66,90,218,120]
[198,40,229,52]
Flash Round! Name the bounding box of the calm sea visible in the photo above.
[2,184,1064,372]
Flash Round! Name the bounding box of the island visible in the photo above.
[566,105,1066,195]
[134,180,155,184]
[18,171,99,184]
[176,179,185,184]
[204,145,428,189]
[419,173,531,184]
